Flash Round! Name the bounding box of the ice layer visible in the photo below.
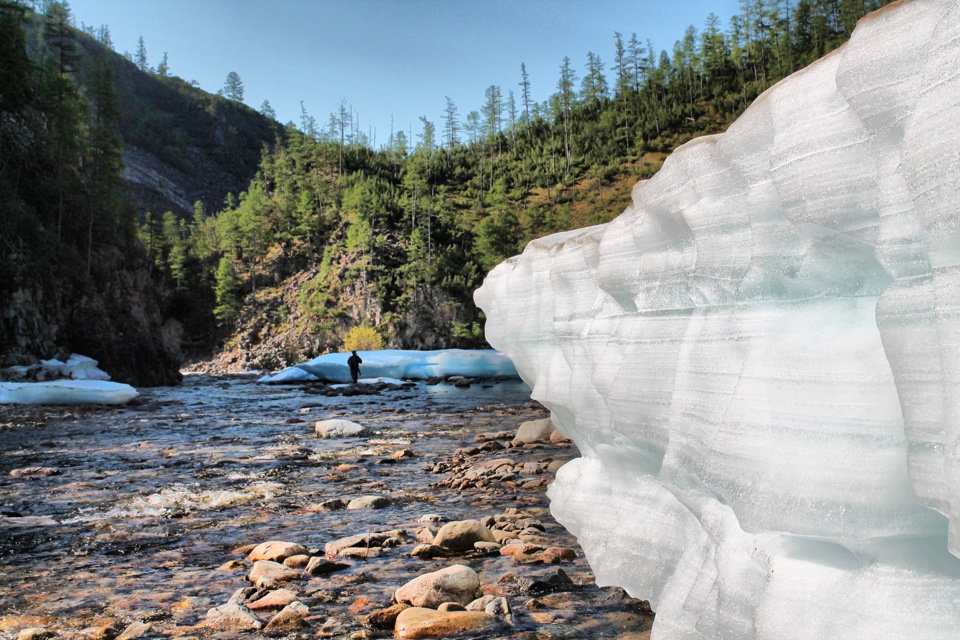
[475,1,960,637]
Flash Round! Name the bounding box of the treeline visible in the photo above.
[139,0,894,359]
[0,0,181,383]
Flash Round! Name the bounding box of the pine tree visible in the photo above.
[260,99,277,120]
[135,35,148,71]
[156,52,169,77]
[443,96,459,150]
[223,71,244,102]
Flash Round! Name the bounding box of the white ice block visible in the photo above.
[475,1,960,638]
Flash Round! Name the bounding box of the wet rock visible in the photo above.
[411,543,449,559]
[415,526,437,544]
[248,560,300,589]
[394,607,498,639]
[315,419,367,438]
[10,467,59,478]
[437,602,466,612]
[433,520,497,552]
[484,596,513,623]
[365,603,410,630]
[466,595,497,611]
[347,495,390,510]
[247,588,298,610]
[392,448,417,459]
[304,556,350,576]
[511,417,555,445]
[248,540,309,562]
[263,601,309,633]
[339,547,382,559]
[417,514,446,523]
[114,622,153,640]
[80,621,123,640]
[231,543,258,556]
[217,559,246,571]
[325,531,404,556]
[204,600,263,631]
[394,564,483,608]
[282,554,310,568]
[542,547,577,563]
[17,629,55,640]
[500,542,546,556]
[310,498,348,511]
[473,541,501,555]
[491,529,517,544]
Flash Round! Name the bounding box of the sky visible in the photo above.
[68,0,741,148]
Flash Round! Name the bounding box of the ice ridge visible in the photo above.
[475,1,960,638]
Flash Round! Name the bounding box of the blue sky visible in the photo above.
[68,0,740,148]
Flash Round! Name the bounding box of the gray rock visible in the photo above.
[314,419,367,438]
[346,495,390,510]
[264,601,309,633]
[304,556,350,575]
[247,540,308,562]
[433,519,497,551]
[394,564,483,608]
[511,417,555,445]
[204,600,263,631]
[248,560,300,589]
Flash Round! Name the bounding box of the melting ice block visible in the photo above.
[0,380,138,405]
[262,349,518,384]
[476,1,960,638]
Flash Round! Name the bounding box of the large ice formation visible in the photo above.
[475,1,960,637]
[260,349,518,384]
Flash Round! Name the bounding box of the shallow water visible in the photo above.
[0,375,650,639]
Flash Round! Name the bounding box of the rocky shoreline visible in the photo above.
[0,376,653,639]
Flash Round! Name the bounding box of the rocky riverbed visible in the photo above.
[0,374,653,639]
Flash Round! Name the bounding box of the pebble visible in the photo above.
[394,564,483,608]
[432,520,497,551]
[346,495,390,510]
[365,603,410,630]
[282,554,311,568]
[304,556,350,576]
[114,621,153,640]
[247,540,308,562]
[394,607,498,639]
[263,601,309,633]
[247,588,298,610]
[9,467,59,478]
[248,560,300,589]
[511,417,555,445]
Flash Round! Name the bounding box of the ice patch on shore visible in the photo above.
[0,380,138,405]
[260,349,518,384]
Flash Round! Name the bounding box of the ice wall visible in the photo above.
[474,1,960,637]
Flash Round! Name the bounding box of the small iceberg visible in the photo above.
[259,349,518,384]
[0,380,139,405]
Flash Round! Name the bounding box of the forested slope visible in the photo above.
[149,0,895,370]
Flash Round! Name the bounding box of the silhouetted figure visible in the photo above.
[347,350,362,384]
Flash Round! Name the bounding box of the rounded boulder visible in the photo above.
[394,564,483,608]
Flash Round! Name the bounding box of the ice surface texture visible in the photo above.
[475,1,960,637]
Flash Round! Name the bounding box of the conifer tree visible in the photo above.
[135,35,148,71]
[223,71,244,102]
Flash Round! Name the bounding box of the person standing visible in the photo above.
[347,350,362,384]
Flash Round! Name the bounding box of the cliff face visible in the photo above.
[1,244,182,387]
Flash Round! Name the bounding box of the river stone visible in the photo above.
[304,556,350,576]
[248,560,299,588]
[315,419,367,438]
[9,467,59,478]
[511,417,555,445]
[347,495,390,509]
[283,554,311,568]
[394,564,483,608]
[366,603,410,630]
[248,540,309,562]
[437,602,466,612]
[17,630,55,640]
[114,622,154,640]
[264,601,309,633]
[247,588,298,610]
[433,520,497,551]
[411,543,448,559]
[394,607,498,639]
[204,600,263,631]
